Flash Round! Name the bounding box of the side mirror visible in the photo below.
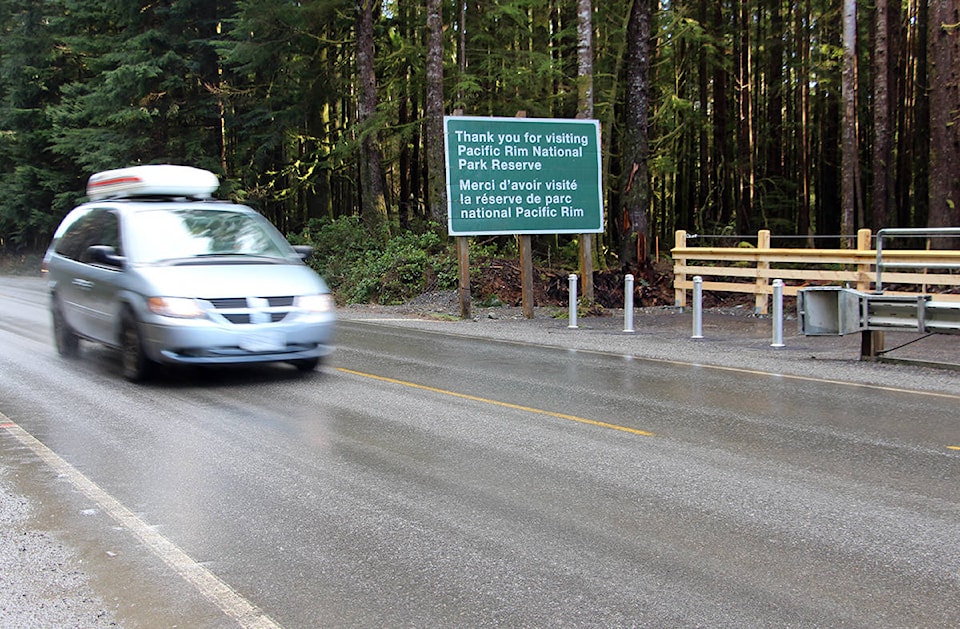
[85,244,126,268]
[292,245,314,261]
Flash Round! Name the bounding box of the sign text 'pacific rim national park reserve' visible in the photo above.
[444,116,604,236]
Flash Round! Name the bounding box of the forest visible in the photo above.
[1,0,958,275]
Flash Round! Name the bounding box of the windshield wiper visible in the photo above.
[153,253,288,266]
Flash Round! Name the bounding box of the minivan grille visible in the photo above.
[208,297,248,309]
[206,296,295,324]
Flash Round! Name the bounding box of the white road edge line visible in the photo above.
[1,414,282,629]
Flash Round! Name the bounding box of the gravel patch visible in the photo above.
[0,469,119,628]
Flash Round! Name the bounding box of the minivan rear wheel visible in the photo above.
[120,311,154,382]
[52,296,80,358]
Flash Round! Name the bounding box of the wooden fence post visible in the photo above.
[674,229,687,307]
[856,228,873,292]
[755,230,771,314]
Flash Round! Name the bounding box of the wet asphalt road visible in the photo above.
[2,275,960,627]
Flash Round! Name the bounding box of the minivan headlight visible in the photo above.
[147,297,207,319]
[295,294,335,313]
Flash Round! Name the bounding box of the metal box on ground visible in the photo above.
[797,287,866,336]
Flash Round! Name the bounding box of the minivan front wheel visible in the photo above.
[120,311,154,382]
[291,357,320,372]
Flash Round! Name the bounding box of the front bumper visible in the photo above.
[140,313,335,366]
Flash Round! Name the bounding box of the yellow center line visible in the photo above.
[949,446,960,451]
[337,367,656,437]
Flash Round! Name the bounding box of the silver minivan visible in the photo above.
[45,165,336,381]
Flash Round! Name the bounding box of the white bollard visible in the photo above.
[771,279,785,348]
[624,274,635,332]
[568,274,578,329]
[692,276,704,339]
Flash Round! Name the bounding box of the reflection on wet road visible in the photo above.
[336,366,657,436]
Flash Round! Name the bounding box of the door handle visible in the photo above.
[72,279,94,290]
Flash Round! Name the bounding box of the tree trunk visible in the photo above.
[872,0,893,230]
[576,0,595,121]
[711,1,733,230]
[356,0,388,234]
[577,0,595,300]
[736,0,753,236]
[620,0,652,265]
[841,0,858,247]
[797,0,813,244]
[765,0,784,180]
[912,0,931,229]
[696,0,709,233]
[425,0,447,225]
[927,0,960,243]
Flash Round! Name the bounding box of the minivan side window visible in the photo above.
[55,209,122,263]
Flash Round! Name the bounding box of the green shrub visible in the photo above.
[292,219,457,304]
[289,216,370,291]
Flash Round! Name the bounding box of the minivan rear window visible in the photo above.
[54,209,122,261]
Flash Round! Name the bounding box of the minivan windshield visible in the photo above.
[125,208,293,264]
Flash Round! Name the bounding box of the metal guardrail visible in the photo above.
[875,227,960,292]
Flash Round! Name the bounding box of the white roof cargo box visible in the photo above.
[87,165,219,200]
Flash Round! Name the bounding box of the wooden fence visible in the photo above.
[671,229,960,314]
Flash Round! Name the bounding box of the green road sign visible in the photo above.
[444,116,604,236]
